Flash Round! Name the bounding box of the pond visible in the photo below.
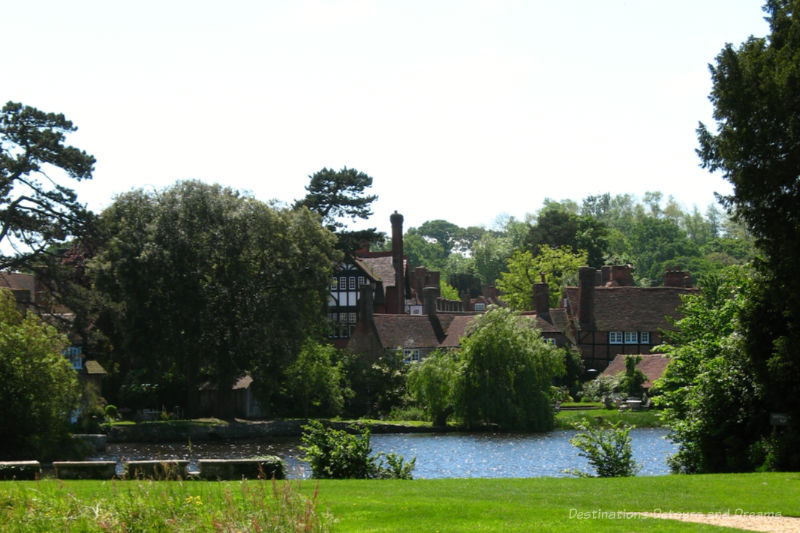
[94,428,676,479]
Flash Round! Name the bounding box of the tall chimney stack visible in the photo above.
[533,274,551,323]
[578,266,596,331]
[390,211,404,314]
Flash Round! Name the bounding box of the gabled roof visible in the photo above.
[372,314,443,349]
[565,286,696,331]
[356,254,406,288]
[0,271,36,294]
[600,353,671,388]
[84,360,107,375]
[440,315,477,348]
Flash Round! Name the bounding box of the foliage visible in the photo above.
[406,349,460,426]
[554,347,584,399]
[696,0,800,471]
[497,245,587,310]
[455,307,565,431]
[653,266,764,473]
[0,102,95,271]
[0,289,80,459]
[618,355,647,398]
[295,166,381,255]
[300,420,415,479]
[579,375,621,402]
[439,279,459,300]
[526,201,609,268]
[90,181,339,415]
[555,409,662,430]
[283,340,346,418]
[339,349,406,418]
[0,478,334,532]
[568,421,641,477]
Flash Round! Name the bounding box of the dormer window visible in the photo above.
[624,331,638,344]
[474,303,486,311]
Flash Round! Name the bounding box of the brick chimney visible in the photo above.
[391,211,404,314]
[533,273,551,322]
[663,266,691,287]
[578,266,596,331]
[358,282,374,325]
[423,285,439,316]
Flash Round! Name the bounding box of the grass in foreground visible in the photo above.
[2,473,798,532]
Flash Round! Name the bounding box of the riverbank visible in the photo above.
[2,473,797,532]
[103,409,662,442]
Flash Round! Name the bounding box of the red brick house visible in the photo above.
[563,265,696,372]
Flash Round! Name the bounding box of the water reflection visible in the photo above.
[94,428,676,479]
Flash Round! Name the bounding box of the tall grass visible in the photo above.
[0,477,334,532]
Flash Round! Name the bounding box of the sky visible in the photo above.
[2,0,771,233]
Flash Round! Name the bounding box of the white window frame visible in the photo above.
[403,348,421,364]
[358,275,365,287]
[545,337,557,346]
[640,331,650,344]
[339,277,346,290]
[474,303,486,311]
[609,331,623,345]
[624,331,638,344]
[349,276,356,290]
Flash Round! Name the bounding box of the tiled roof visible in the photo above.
[0,272,36,293]
[356,255,405,288]
[372,314,443,349]
[565,286,696,331]
[600,353,670,388]
[440,315,478,348]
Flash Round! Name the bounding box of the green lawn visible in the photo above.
[554,408,662,429]
[2,473,797,532]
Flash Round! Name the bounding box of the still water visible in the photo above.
[94,429,676,479]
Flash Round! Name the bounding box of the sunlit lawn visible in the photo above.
[2,473,797,532]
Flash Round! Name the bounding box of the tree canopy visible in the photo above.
[497,245,587,310]
[694,0,800,470]
[295,167,381,256]
[90,181,339,415]
[0,289,79,459]
[0,102,95,270]
[455,307,565,431]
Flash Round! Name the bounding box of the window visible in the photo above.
[640,331,650,344]
[348,312,357,324]
[358,275,365,287]
[609,331,623,344]
[545,338,557,346]
[331,278,338,289]
[624,331,638,344]
[474,303,486,311]
[403,348,421,363]
[339,277,346,290]
[349,276,356,290]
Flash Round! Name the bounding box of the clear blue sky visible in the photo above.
[2,0,770,232]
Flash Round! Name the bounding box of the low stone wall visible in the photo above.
[53,461,116,480]
[0,461,41,480]
[106,419,451,443]
[198,457,285,480]
[124,460,189,480]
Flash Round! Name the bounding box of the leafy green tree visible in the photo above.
[407,349,460,426]
[653,266,763,473]
[340,349,406,418]
[497,245,587,310]
[295,167,382,256]
[617,355,647,398]
[300,420,415,479]
[283,340,346,418]
[0,102,95,271]
[471,231,512,286]
[526,202,608,268]
[568,422,641,477]
[91,181,339,416]
[0,289,80,459]
[455,307,565,431]
[696,0,800,471]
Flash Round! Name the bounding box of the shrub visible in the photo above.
[568,421,641,477]
[580,375,621,402]
[300,420,414,479]
[104,404,118,420]
[406,349,460,426]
